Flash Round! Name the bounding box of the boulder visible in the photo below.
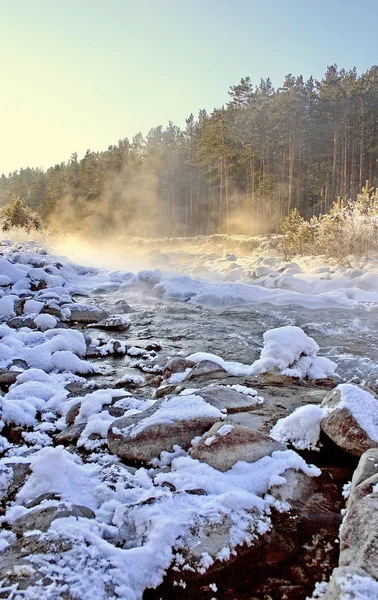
[336,449,378,581]
[0,463,31,506]
[185,360,228,383]
[0,369,20,391]
[12,504,95,536]
[61,303,109,323]
[190,422,285,472]
[108,396,223,464]
[324,566,378,600]
[54,423,86,445]
[154,383,177,398]
[114,299,133,313]
[7,316,37,329]
[88,316,131,332]
[0,535,72,593]
[162,357,195,381]
[320,385,378,456]
[65,402,81,425]
[198,385,263,413]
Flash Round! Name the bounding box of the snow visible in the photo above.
[0,257,26,283]
[117,395,225,438]
[188,326,337,381]
[34,313,58,330]
[1,238,376,599]
[270,405,326,450]
[331,571,378,599]
[16,446,100,509]
[251,326,337,379]
[0,295,18,318]
[335,384,378,442]
[23,299,44,315]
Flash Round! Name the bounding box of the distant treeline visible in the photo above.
[1,64,378,237]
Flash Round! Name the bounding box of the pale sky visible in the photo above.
[1,0,377,175]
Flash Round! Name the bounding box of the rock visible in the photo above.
[198,385,263,413]
[3,425,25,444]
[0,463,31,505]
[320,386,378,457]
[321,407,377,457]
[54,423,86,445]
[0,535,72,593]
[175,468,331,572]
[108,397,222,464]
[0,369,20,391]
[7,316,37,329]
[25,493,61,509]
[348,447,378,499]
[145,343,162,352]
[61,303,109,323]
[324,566,376,600]
[65,402,81,426]
[85,344,102,358]
[190,423,285,472]
[154,384,177,398]
[12,504,95,536]
[163,357,195,381]
[185,360,228,383]
[336,449,378,581]
[365,372,378,395]
[88,316,131,332]
[114,299,133,313]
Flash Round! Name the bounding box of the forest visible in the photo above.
[1,64,378,238]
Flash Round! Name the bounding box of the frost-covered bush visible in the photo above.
[280,208,316,259]
[0,196,42,232]
[316,191,378,264]
[281,187,378,264]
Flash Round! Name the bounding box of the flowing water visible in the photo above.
[89,286,378,383]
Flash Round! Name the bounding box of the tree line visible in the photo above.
[1,64,378,237]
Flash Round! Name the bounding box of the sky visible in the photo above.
[1,0,377,175]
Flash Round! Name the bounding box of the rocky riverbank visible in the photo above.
[0,240,378,599]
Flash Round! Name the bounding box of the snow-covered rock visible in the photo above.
[323,449,378,599]
[251,325,337,380]
[185,360,228,383]
[87,315,131,332]
[321,384,378,456]
[12,503,95,535]
[190,422,285,472]
[108,395,224,463]
[61,303,109,323]
[197,385,264,413]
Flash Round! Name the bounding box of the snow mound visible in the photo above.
[251,326,337,379]
[189,326,337,381]
[270,405,326,450]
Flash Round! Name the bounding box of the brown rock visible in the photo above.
[185,360,227,383]
[108,398,221,464]
[162,357,194,381]
[190,422,285,472]
[12,504,95,536]
[54,423,86,445]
